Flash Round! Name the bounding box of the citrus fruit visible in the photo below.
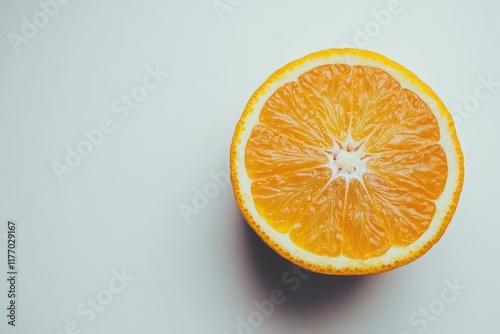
[230,48,464,275]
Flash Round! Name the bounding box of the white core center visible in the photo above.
[326,142,368,180]
[336,150,361,173]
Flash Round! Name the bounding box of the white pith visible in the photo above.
[233,50,462,271]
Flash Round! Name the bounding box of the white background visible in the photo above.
[0,1,499,333]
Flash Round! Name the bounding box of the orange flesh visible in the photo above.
[245,64,448,260]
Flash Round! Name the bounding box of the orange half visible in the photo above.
[230,48,464,275]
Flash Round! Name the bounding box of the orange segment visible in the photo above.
[298,64,352,142]
[245,125,328,180]
[363,89,441,153]
[289,177,346,257]
[363,173,436,247]
[366,144,448,200]
[260,82,333,148]
[342,178,390,259]
[230,48,464,275]
[350,66,401,142]
[251,167,332,234]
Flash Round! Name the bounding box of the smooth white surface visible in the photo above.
[0,1,498,333]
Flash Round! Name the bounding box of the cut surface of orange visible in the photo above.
[230,48,464,275]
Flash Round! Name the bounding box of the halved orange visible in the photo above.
[230,48,464,275]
